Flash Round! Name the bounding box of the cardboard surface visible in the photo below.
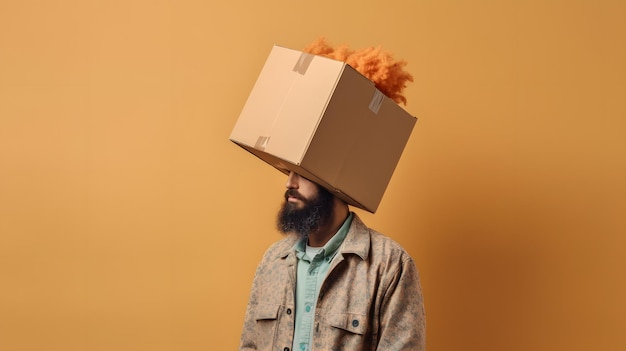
[230,45,416,213]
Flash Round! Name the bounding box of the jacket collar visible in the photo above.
[337,213,370,260]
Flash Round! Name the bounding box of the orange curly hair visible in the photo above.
[303,37,413,105]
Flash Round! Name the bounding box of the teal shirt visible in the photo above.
[292,212,354,351]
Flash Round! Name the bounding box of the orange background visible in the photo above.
[1,1,624,350]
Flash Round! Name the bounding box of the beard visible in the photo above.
[276,185,335,239]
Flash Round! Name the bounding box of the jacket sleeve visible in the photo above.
[239,261,262,351]
[376,256,426,351]
[239,244,295,351]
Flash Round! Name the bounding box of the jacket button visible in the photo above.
[286,308,292,315]
[283,348,290,351]
[352,319,359,327]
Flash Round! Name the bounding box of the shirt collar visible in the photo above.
[294,212,354,259]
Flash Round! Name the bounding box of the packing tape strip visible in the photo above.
[255,136,270,151]
[293,52,314,75]
[368,89,384,115]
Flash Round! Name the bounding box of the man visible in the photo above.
[239,171,426,351]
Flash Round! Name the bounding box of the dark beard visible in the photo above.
[276,185,335,239]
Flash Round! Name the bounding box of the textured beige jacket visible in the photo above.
[239,214,426,351]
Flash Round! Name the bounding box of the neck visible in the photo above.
[307,198,349,247]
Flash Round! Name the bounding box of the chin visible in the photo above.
[284,201,305,211]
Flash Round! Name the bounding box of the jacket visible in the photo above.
[239,214,426,351]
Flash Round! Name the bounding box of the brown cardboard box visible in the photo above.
[230,45,416,213]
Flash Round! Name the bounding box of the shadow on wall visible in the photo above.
[426,181,621,351]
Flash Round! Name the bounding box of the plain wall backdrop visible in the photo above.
[1,0,624,350]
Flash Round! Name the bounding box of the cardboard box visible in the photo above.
[230,45,416,213]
